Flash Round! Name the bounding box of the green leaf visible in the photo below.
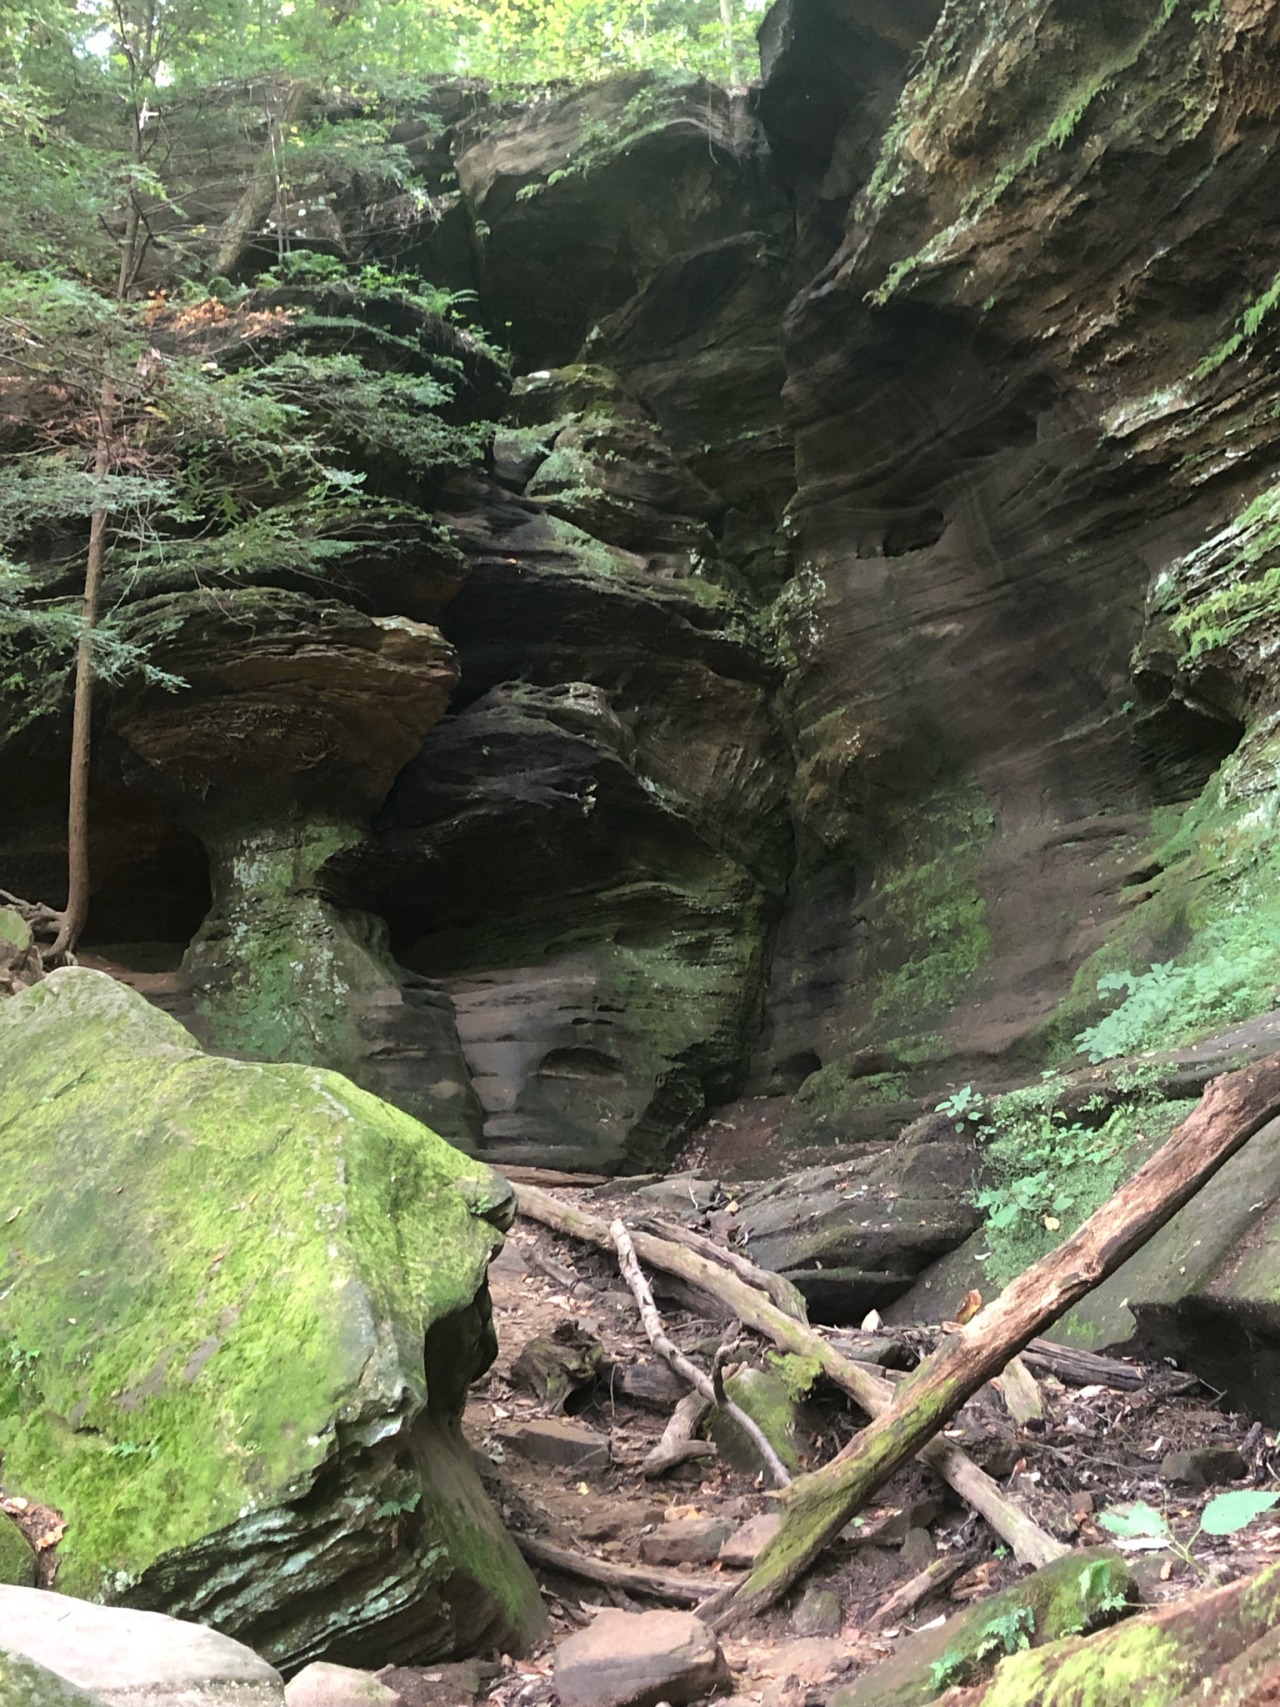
[1200,1490,1280,1535]
[1097,1501,1170,1540]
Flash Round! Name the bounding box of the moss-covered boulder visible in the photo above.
[706,1368,814,1477]
[0,968,544,1671]
[974,1557,1280,1707]
[830,1549,1136,1707]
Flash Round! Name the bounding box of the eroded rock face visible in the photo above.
[0,970,543,1668]
[363,681,769,1171]
[455,72,788,367]
[10,0,1280,1211]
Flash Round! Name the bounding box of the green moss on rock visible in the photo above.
[0,1513,35,1587]
[977,1558,1280,1707]
[706,1367,812,1476]
[0,968,543,1668]
[831,1549,1136,1706]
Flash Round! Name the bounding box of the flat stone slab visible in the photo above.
[496,1419,611,1470]
[0,1588,283,1707]
[554,1608,730,1707]
[638,1518,733,1567]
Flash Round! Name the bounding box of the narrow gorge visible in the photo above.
[7,2,1280,1702]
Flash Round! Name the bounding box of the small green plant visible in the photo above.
[375,1491,421,1519]
[930,1603,1035,1690]
[1073,1558,1131,1626]
[105,1437,159,1460]
[1098,1490,1280,1572]
[936,1084,987,1127]
[1076,932,1280,1064]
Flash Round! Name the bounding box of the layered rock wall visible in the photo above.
[9,5,1280,1182]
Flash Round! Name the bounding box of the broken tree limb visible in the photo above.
[1020,1337,1143,1390]
[868,1549,981,1630]
[702,1052,1280,1629]
[515,1183,1063,1568]
[630,1212,810,1322]
[642,1393,714,1477]
[514,1533,725,1604]
[610,1218,792,1488]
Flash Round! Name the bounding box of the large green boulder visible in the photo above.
[0,969,543,1671]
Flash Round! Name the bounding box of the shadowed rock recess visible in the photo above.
[10,3,1280,1382]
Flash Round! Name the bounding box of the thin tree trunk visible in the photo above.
[702,1052,1280,1628]
[47,399,112,962]
[718,0,742,85]
[48,6,150,961]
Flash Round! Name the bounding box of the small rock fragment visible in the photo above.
[719,1512,783,1568]
[553,1608,730,1707]
[285,1665,399,1707]
[792,1584,842,1638]
[899,1528,937,1572]
[638,1517,733,1567]
[1160,1446,1249,1487]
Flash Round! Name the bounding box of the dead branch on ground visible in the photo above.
[515,1183,1064,1569]
[610,1217,792,1488]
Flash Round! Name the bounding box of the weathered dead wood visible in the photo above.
[703,1052,1280,1628]
[642,1392,715,1477]
[501,1166,614,1188]
[514,1532,726,1604]
[1020,1338,1143,1390]
[630,1212,810,1322]
[610,1218,792,1488]
[993,1355,1044,1425]
[868,1549,980,1630]
[515,1184,1063,1568]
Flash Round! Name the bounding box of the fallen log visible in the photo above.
[610,1218,792,1488]
[702,1051,1280,1628]
[514,1532,725,1605]
[515,1183,1063,1569]
[1020,1338,1143,1391]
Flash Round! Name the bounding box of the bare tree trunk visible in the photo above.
[719,0,742,85]
[45,2,152,961]
[46,406,111,962]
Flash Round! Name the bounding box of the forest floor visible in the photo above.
[467,1174,1280,1707]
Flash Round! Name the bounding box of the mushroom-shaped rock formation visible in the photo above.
[109,587,482,1146]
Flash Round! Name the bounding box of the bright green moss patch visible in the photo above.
[1047,736,1280,1066]
[978,1558,1280,1707]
